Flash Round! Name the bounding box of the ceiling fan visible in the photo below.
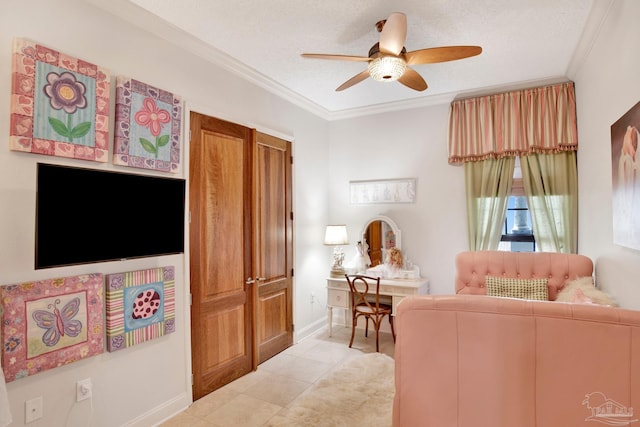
[301,12,482,92]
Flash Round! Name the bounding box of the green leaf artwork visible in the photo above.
[48,117,92,142]
[139,135,171,158]
[70,122,92,139]
[139,138,157,155]
[157,134,170,147]
[48,117,70,138]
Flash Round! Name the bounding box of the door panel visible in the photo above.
[365,221,383,266]
[255,132,293,364]
[190,112,254,400]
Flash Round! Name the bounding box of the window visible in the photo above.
[498,195,536,252]
[498,159,536,252]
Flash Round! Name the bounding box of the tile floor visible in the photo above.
[159,325,395,427]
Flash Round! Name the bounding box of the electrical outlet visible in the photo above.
[25,396,43,423]
[76,378,92,402]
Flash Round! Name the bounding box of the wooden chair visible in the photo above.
[345,274,396,352]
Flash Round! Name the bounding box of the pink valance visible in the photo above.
[448,82,578,164]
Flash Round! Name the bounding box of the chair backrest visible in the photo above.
[345,274,383,311]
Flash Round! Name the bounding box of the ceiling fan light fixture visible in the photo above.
[368,56,406,82]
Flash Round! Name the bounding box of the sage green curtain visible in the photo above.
[520,151,578,253]
[465,157,515,250]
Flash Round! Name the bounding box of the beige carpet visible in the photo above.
[269,352,395,427]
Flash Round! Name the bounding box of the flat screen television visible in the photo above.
[36,163,186,269]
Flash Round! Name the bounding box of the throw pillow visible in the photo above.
[485,276,549,301]
[555,276,617,306]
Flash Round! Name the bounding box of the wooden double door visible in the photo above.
[189,112,293,400]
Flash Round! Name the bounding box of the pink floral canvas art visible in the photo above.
[114,77,182,172]
[0,274,104,382]
[9,38,110,162]
[105,266,175,352]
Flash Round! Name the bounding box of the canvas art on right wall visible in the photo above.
[611,100,640,250]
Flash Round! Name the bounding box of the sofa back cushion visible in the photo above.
[455,251,593,300]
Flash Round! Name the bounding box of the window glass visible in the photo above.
[500,194,536,252]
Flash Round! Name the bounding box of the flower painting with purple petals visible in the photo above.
[9,38,110,162]
[114,77,182,172]
[105,266,175,352]
[0,274,104,382]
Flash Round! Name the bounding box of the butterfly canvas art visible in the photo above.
[0,274,103,382]
[32,298,83,346]
[28,295,86,357]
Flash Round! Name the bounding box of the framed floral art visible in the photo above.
[0,274,104,382]
[9,38,110,162]
[113,77,182,172]
[105,266,175,352]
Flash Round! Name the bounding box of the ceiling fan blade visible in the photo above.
[397,67,428,91]
[336,69,370,91]
[301,53,371,62]
[379,12,407,56]
[404,46,482,65]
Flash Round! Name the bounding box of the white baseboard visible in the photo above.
[123,391,191,427]
[294,316,327,342]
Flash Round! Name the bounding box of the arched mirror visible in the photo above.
[360,215,401,267]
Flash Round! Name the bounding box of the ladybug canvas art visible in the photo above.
[105,266,175,352]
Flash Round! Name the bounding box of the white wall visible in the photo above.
[0,0,330,425]
[572,0,640,309]
[328,105,468,296]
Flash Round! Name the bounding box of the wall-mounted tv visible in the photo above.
[36,163,186,269]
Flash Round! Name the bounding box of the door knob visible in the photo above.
[257,277,267,281]
[245,277,255,285]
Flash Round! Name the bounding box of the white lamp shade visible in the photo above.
[324,225,349,245]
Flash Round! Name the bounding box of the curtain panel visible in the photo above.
[465,157,515,251]
[520,152,578,253]
[448,82,578,164]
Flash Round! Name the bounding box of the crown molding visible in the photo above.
[83,0,332,120]
[566,0,615,78]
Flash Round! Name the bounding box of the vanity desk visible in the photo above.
[326,215,428,336]
[326,276,429,336]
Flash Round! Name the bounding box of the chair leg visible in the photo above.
[374,318,380,352]
[389,315,396,342]
[365,317,369,338]
[349,314,357,348]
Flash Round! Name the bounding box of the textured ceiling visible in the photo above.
[100,0,605,118]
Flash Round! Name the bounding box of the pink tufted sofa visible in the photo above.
[454,250,594,300]
[392,251,640,427]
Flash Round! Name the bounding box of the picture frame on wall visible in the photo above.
[611,100,640,251]
[349,178,417,204]
[105,266,175,352]
[113,77,182,173]
[9,38,110,162]
[0,274,104,382]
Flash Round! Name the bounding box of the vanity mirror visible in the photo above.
[357,215,419,279]
[361,215,401,267]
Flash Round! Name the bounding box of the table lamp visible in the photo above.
[324,225,349,277]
